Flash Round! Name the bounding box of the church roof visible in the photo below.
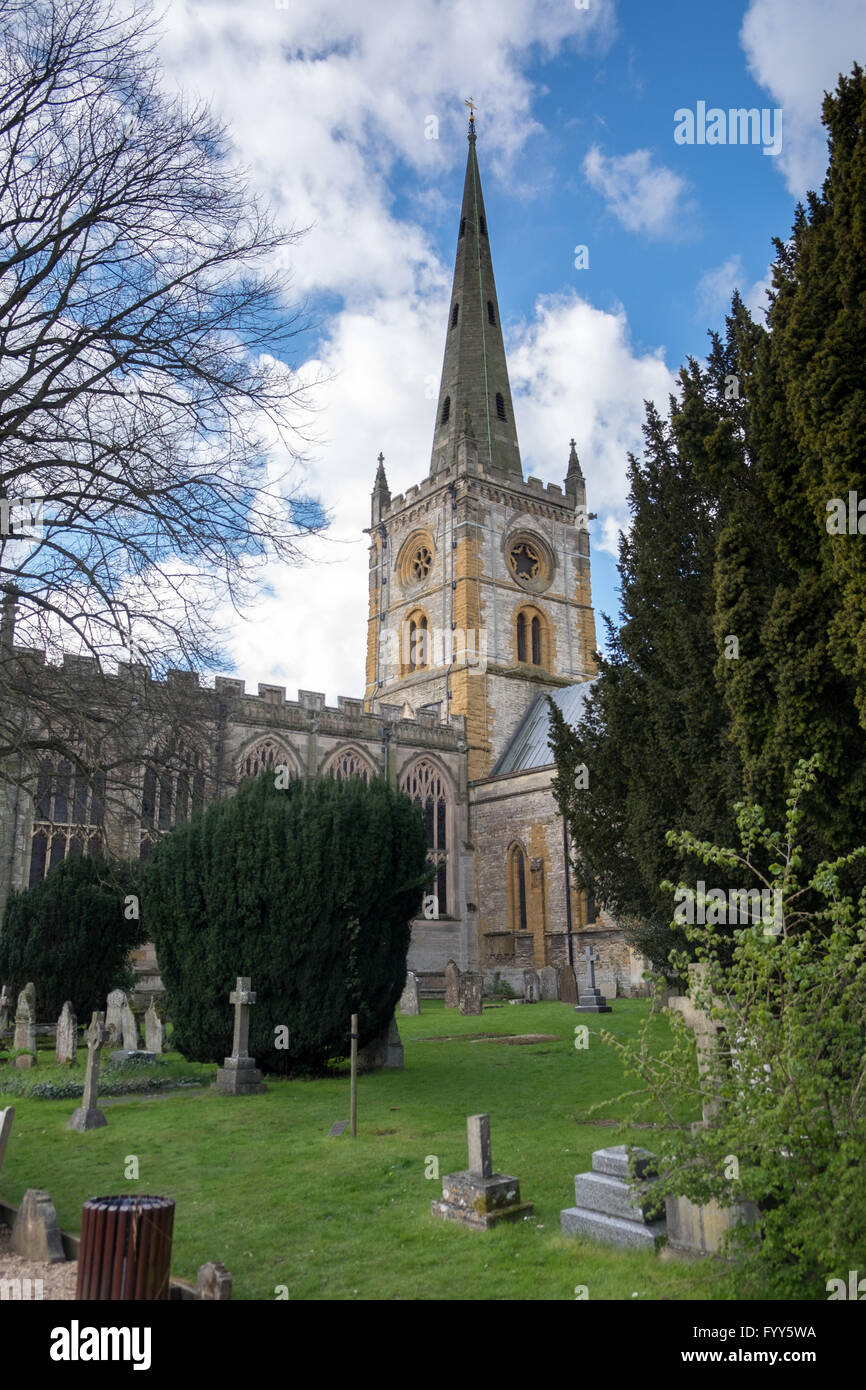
[491,681,595,775]
[429,114,522,479]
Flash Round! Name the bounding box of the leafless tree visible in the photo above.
[0,0,324,815]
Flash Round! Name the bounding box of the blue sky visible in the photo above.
[153,0,865,701]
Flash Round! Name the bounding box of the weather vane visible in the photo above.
[465,97,476,119]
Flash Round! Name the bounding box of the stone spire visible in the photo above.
[565,437,586,504]
[429,115,522,479]
[371,451,391,525]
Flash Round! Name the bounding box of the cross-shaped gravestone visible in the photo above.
[212,977,267,1095]
[67,1012,108,1131]
[467,1114,493,1179]
[230,977,255,1060]
[584,945,598,992]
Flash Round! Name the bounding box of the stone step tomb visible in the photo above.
[432,1113,533,1230]
[575,945,612,1014]
[560,1145,666,1250]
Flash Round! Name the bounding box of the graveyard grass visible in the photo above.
[1,1000,728,1300]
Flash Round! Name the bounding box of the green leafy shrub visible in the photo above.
[141,772,429,1074]
[0,855,146,1019]
[608,757,866,1298]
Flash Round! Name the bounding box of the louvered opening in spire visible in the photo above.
[429,117,522,478]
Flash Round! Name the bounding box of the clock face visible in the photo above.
[508,541,540,581]
[411,544,433,581]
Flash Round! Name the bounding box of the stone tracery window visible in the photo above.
[401,758,448,916]
[411,544,433,582]
[28,753,105,886]
[140,740,206,861]
[238,738,298,783]
[507,842,529,933]
[509,541,540,581]
[324,747,376,783]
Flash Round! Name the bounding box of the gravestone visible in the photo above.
[55,1001,77,1065]
[561,1145,665,1249]
[105,989,126,1046]
[539,965,559,1001]
[196,1262,232,1300]
[432,1114,534,1229]
[523,969,541,1003]
[0,1106,13,1174]
[0,982,10,1033]
[444,960,460,1009]
[212,976,267,1095]
[13,981,36,1068]
[575,945,612,1014]
[399,971,420,1016]
[67,1012,109,1131]
[458,972,483,1015]
[11,1188,65,1263]
[357,1016,404,1071]
[144,1001,165,1054]
[560,964,578,1005]
[121,999,139,1052]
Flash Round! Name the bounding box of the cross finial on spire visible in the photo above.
[377,451,384,466]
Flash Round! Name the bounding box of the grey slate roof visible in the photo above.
[492,681,595,776]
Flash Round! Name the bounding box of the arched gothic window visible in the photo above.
[405,612,429,671]
[28,753,105,886]
[515,607,547,668]
[140,741,206,861]
[507,843,529,933]
[451,302,459,328]
[238,738,299,784]
[495,392,506,421]
[324,747,376,783]
[531,615,541,666]
[441,396,451,425]
[401,759,448,916]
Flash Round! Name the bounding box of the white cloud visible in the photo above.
[508,292,678,557]
[138,0,661,701]
[740,0,866,194]
[583,145,695,238]
[695,256,773,323]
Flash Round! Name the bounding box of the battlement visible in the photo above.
[384,460,578,519]
[5,642,466,745]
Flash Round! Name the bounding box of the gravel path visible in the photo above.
[0,1224,77,1300]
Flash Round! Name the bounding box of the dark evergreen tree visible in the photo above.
[140,772,429,1074]
[0,855,145,1021]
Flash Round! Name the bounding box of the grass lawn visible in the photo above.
[0,998,732,1300]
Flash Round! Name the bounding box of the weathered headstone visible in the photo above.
[575,945,612,1014]
[560,964,578,1005]
[357,1016,404,1072]
[144,1001,165,1054]
[67,1012,109,1131]
[539,965,560,1001]
[458,972,483,1015]
[121,999,139,1052]
[11,1188,65,1263]
[105,989,126,1046]
[196,1261,232,1300]
[13,981,36,1068]
[399,971,420,1016]
[523,969,541,1003]
[561,1145,664,1249]
[444,960,460,1009]
[0,1106,13,1174]
[212,976,267,1095]
[432,1113,534,1229]
[0,982,10,1033]
[55,1001,77,1065]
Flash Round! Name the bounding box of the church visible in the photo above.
[0,117,646,1002]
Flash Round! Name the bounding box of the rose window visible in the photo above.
[509,542,540,581]
[411,545,433,581]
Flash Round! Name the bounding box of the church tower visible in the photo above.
[365,113,597,781]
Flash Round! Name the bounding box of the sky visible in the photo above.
[151,0,866,703]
